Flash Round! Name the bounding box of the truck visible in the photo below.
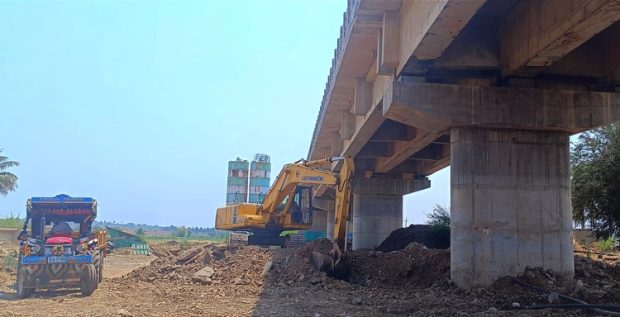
[216,156,354,278]
[16,194,106,298]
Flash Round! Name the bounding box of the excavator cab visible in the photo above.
[288,186,313,225]
[249,186,314,246]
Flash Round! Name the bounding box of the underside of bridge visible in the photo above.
[308,0,620,288]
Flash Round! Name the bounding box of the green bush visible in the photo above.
[2,254,18,273]
[0,213,23,229]
[426,205,450,226]
[598,237,617,252]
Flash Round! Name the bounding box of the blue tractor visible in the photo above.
[16,194,106,298]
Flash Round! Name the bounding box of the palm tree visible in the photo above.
[0,149,19,196]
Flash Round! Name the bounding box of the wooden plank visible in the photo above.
[501,0,620,77]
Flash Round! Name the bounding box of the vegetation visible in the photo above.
[142,235,227,244]
[426,204,450,227]
[597,237,617,252]
[0,149,19,196]
[571,123,620,237]
[94,220,228,242]
[2,254,18,272]
[175,226,190,237]
[0,213,23,229]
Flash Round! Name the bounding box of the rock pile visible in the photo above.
[127,243,272,288]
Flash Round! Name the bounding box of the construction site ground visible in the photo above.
[1,239,619,317]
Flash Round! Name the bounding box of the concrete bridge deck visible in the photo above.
[308,0,620,288]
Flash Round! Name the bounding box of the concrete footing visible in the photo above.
[450,128,574,288]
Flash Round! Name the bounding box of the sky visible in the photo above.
[0,0,450,227]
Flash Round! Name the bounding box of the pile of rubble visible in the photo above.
[0,241,18,289]
[119,236,620,316]
[350,245,449,288]
[127,242,272,288]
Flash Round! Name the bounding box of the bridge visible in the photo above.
[308,0,620,288]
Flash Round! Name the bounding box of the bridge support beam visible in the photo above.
[450,128,573,288]
[352,177,430,250]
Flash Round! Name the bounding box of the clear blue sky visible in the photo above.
[0,0,450,227]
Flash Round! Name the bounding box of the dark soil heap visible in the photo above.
[350,246,450,288]
[376,224,450,252]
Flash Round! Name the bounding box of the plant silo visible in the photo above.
[226,158,249,206]
[249,153,271,203]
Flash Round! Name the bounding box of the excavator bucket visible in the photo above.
[310,239,351,280]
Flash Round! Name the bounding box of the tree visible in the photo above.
[426,204,450,226]
[571,123,620,238]
[0,150,19,196]
[136,228,145,236]
[175,226,188,237]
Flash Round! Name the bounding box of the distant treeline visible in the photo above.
[93,221,227,237]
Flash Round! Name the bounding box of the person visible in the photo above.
[49,220,73,237]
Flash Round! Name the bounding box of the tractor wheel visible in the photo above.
[97,254,104,283]
[16,268,34,299]
[80,264,99,296]
[94,251,104,283]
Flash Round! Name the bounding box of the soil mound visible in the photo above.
[350,246,450,288]
[0,241,18,288]
[376,224,450,252]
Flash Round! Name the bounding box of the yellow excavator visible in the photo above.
[215,156,354,277]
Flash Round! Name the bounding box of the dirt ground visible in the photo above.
[0,240,619,317]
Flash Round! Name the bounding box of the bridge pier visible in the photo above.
[310,198,332,239]
[352,193,402,250]
[382,82,620,288]
[450,127,573,288]
[351,177,430,250]
[309,209,327,233]
[326,209,334,239]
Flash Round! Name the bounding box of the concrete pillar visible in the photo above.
[351,177,430,250]
[313,198,334,239]
[309,209,327,233]
[326,209,335,240]
[352,193,402,249]
[450,128,574,288]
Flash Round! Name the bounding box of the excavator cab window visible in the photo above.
[291,186,312,224]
